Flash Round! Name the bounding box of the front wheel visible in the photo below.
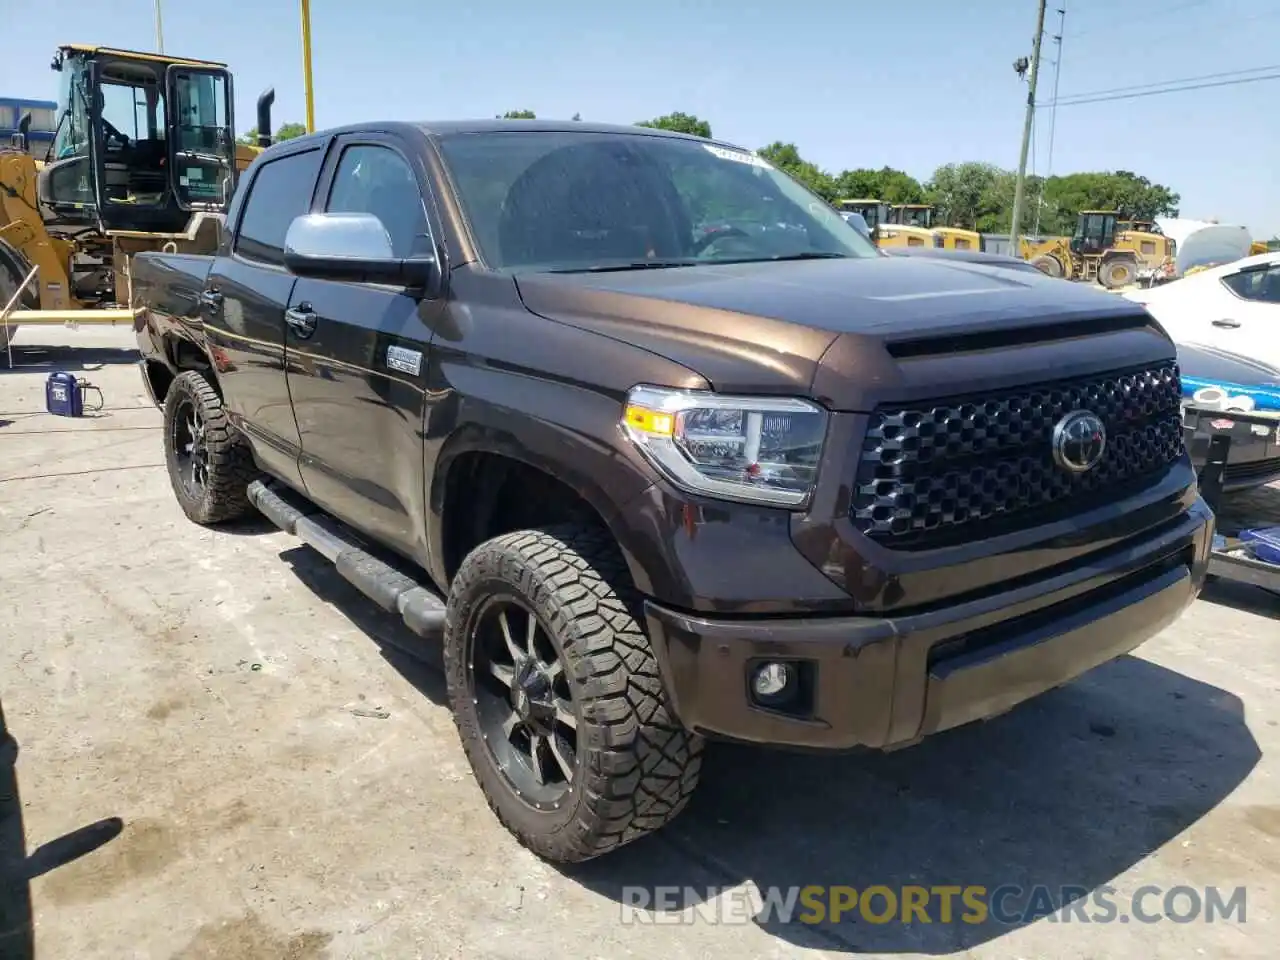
[162,370,259,525]
[1031,254,1065,279]
[443,523,704,863]
[1099,258,1137,289]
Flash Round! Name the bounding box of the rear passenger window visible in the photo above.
[235,148,323,264]
[325,144,430,258]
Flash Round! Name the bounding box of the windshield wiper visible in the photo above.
[764,252,852,261]
[549,259,698,273]
[706,252,854,265]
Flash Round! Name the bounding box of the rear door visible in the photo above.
[284,132,441,559]
[204,143,326,489]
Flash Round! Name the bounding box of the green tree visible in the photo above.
[1040,171,1180,225]
[237,121,308,146]
[498,109,536,119]
[635,112,712,138]
[925,162,1000,229]
[755,142,837,201]
[274,122,307,142]
[833,166,925,204]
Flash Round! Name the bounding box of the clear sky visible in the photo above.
[4,0,1277,237]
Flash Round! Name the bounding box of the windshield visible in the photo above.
[897,207,932,228]
[51,61,89,160]
[436,130,880,271]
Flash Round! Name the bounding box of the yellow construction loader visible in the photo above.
[878,203,934,248]
[2,43,274,350]
[837,198,890,239]
[888,204,985,252]
[1021,210,1175,289]
[841,201,985,252]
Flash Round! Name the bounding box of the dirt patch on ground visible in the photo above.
[36,818,183,906]
[172,911,331,960]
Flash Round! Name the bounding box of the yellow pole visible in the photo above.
[300,0,316,133]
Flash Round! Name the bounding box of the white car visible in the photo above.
[1124,252,1280,369]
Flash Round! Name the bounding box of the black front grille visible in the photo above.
[850,362,1186,548]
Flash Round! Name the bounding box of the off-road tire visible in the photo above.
[0,267,20,356]
[1031,254,1065,279]
[443,522,704,863]
[1099,258,1136,289]
[162,370,258,525]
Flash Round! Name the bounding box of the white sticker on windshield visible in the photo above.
[702,144,771,168]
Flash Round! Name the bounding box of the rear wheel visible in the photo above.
[443,522,704,863]
[162,370,259,524]
[1031,254,1065,279]
[1099,258,1137,289]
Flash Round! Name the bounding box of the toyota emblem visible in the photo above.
[1052,410,1107,473]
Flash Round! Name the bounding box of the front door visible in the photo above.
[1208,261,1280,368]
[164,64,236,211]
[284,134,441,562]
[204,144,326,489]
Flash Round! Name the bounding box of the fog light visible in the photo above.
[752,662,793,699]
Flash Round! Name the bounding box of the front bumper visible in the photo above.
[643,497,1214,751]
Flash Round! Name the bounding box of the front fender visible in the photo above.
[423,363,661,592]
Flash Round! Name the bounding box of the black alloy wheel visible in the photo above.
[468,595,579,809]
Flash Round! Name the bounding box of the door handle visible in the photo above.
[284,304,317,338]
[1211,318,1241,328]
[198,289,223,311]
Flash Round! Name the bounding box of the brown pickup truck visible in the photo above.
[133,119,1214,863]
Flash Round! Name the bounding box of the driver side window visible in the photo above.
[325,144,431,259]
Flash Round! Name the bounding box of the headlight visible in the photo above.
[620,385,828,507]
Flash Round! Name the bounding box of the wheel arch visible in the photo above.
[429,415,656,592]
[1101,249,1140,264]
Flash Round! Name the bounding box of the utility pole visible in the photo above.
[153,0,165,52]
[1034,5,1067,236]
[300,0,316,133]
[1009,0,1048,253]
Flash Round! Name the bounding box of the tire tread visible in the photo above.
[163,370,258,524]
[444,521,703,863]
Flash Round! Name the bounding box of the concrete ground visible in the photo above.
[1,327,1277,960]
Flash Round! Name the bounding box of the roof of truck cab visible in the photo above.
[264,119,742,154]
[417,119,717,139]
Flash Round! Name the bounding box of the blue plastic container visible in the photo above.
[1240,527,1280,566]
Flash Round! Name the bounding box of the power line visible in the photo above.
[1053,63,1280,102]
[1068,5,1280,49]
[1045,70,1280,108]
[1065,0,1206,38]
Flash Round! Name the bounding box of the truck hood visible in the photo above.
[514,255,1170,409]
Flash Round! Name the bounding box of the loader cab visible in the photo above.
[37,44,236,234]
[1071,210,1118,256]
[888,204,934,229]
[837,199,890,236]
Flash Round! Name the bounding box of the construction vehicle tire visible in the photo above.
[1099,259,1136,290]
[1031,254,1065,279]
[0,268,19,354]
